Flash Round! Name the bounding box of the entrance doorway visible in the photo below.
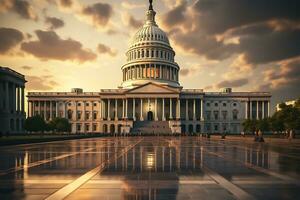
[147,111,154,121]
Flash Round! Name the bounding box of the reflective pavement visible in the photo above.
[0,136,300,200]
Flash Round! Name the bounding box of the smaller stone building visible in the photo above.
[0,67,26,134]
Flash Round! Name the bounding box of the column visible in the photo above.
[21,86,24,113]
[185,99,188,121]
[31,101,34,117]
[193,99,196,121]
[115,99,118,120]
[176,99,180,119]
[74,101,77,121]
[107,99,110,120]
[267,101,270,117]
[200,99,204,120]
[16,86,20,112]
[147,98,150,112]
[56,101,59,118]
[44,101,47,120]
[155,98,158,121]
[162,98,165,121]
[245,101,248,119]
[64,102,67,118]
[122,99,125,119]
[27,101,30,117]
[99,100,102,120]
[160,65,162,79]
[12,83,16,113]
[256,101,259,120]
[140,98,143,121]
[169,98,173,119]
[38,101,41,116]
[262,101,265,119]
[5,81,9,112]
[133,98,136,120]
[50,101,53,120]
[125,99,128,119]
[249,101,252,119]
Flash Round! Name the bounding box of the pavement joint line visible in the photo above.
[0,147,95,176]
[44,138,144,200]
[202,166,256,200]
[204,148,300,186]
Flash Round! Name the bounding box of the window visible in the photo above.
[214,111,219,120]
[206,111,211,120]
[206,102,210,107]
[93,112,97,120]
[68,110,72,119]
[68,103,71,106]
[93,124,97,131]
[86,124,89,132]
[77,124,81,131]
[223,103,226,107]
[215,103,218,107]
[233,109,238,120]
[233,102,237,107]
[93,103,97,106]
[77,103,81,106]
[222,111,227,120]
[77,111,81,120]
[214,124,219,131]
[85,111,90,120]
[86,103,89,106]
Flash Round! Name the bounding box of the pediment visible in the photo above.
[125,82,179,94]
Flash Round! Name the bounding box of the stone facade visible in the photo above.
[0,67,26,134]
[27,3,271,134]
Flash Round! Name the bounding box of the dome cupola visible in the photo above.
[121,0,180,89]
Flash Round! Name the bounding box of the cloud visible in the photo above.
[216,78,249,88]
[21,65,32,70]
[81,2,113,27]
[21,30,97,62]
[45,16,65,30]
[122,13,142,29]
[0,27,24,54]
[121,1,144,10]
[59,0,72,8]
[0,0,38,20]
[26,75,59,91]
[161,0,300,64]
[97,43,117,57]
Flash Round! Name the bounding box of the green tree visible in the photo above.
[49,118,71,133]
[242,119,258,133]
[24,115,47,133]
[257,118,270,132]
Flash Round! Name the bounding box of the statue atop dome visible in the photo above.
[149,0,153,10]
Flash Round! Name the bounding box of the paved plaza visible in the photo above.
[0,137,300,200]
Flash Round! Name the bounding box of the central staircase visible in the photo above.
[131,121,172,134]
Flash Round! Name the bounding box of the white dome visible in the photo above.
[131,24,170,47]
[121,4,180,89]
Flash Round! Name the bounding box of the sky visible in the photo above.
[0,0,299,113]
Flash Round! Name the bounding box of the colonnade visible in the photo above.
[28,98,204,122]
[101,98,204,121]
[123,64,179,82]
[1,81,25,114]
[245,100,270,120]
[127,47,174,62]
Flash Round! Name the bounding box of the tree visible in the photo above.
[242,119,258,133]
[257,118,270,132]
[24,115,47,133]
[49,118,71,133]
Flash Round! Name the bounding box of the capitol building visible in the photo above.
[27,2,271,134]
